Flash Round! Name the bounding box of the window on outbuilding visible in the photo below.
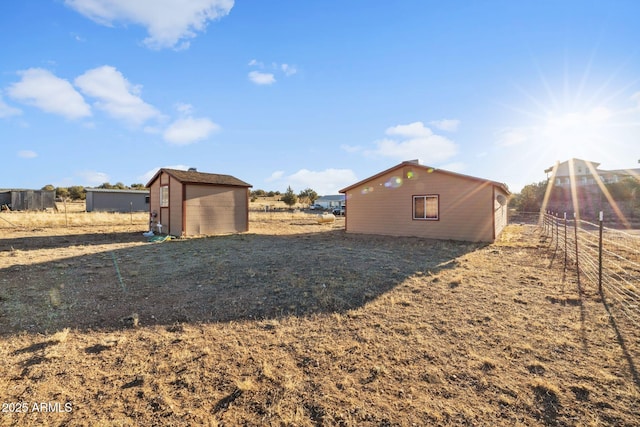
[413,195,438,220]
[160,186,169,207]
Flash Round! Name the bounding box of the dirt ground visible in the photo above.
[0,215,639,426]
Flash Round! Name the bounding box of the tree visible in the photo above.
[298,188,319,205]
[68,186,86,200]
[510,181,547,212]
[281,186,298,208]
[55,187,69,199]
[41,184,55,191]
[605,177,640,201]
[606,177,640,219]
[98,182,113,189]
[130,183,146,190]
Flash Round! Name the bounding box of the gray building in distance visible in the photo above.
[85,188,150,212]
[0,189,56,211]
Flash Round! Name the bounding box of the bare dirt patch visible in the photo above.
[0,216,639,426]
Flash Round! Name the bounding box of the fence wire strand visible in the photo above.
[540,212,640,326]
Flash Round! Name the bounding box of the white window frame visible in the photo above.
[413,195,439,221]
[160,186,169,207]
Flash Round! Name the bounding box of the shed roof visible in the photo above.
[339,161,510,194]
[85,188,149,194]
[146,168,252,188]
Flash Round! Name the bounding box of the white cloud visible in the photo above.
[429,119,460,132]
[268,169,358,195]
[163,117,220,145]
[138,165,190,184]
[140,164,189,184]
[77,170,110,186]
[439,161,466,173]
[0,95,22,118]
[75,65,160,126]
[386,122,432,138]
[248,60,297,83]
[7,68,91,120]
[496,128,528,147]
[340,144,363,153]
[248,71,276,85]
[281,64,297,76]
[175,102,194,115]
[368,121,458,164]
[64,0,234,50]
[17,150,37,159]
[265,171,285,182]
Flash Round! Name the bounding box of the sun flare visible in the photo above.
[539,106,613,156]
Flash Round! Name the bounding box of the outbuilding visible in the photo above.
[85,188,150,212]
[146,168,252,237]
[315,195,345,210]
[0,189,56,211]
[339,160,510,242]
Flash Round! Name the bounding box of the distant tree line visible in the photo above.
[510,177,640,219]
[40,183,320,205]
[41,182,147,201]
[250,187,319,208]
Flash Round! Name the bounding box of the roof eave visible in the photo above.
[340,161,510,195]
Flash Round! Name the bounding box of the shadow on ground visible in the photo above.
[0,231,142,252]
[0,229,483,335]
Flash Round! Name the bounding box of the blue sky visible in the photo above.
[2,1,639,195]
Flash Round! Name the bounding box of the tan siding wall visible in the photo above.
[169,177,183,236]
[184,185,248,235]
[148,179,161,233]
[344,167,496,242]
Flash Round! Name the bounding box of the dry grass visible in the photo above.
[0,217,639,426]
[0,206,147,229]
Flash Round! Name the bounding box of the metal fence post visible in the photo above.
[598,211,603,293]
[555,212,559,252]
[574,212,580,286]
[545,210,549,235]
[563,212,567,269]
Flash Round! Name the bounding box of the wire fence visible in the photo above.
[540,211,640,327]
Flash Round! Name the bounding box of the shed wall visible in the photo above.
[169,176,183,236]
[344,166,496,242]
[86,191,149,212]
[184,185,248,235]
[10,190,55,211]
[148,178,161,230]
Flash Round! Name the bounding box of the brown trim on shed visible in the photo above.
[492,186,496,241]
[182,182,187,236]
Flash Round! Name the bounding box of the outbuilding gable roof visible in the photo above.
[339,161,510,194]
[85,188,149,194]
[146,168,252,188]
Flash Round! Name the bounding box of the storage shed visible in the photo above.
[0,189,56,211]
[339,161,510,243]
[146,168,252,237]
[85,188,150,212]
